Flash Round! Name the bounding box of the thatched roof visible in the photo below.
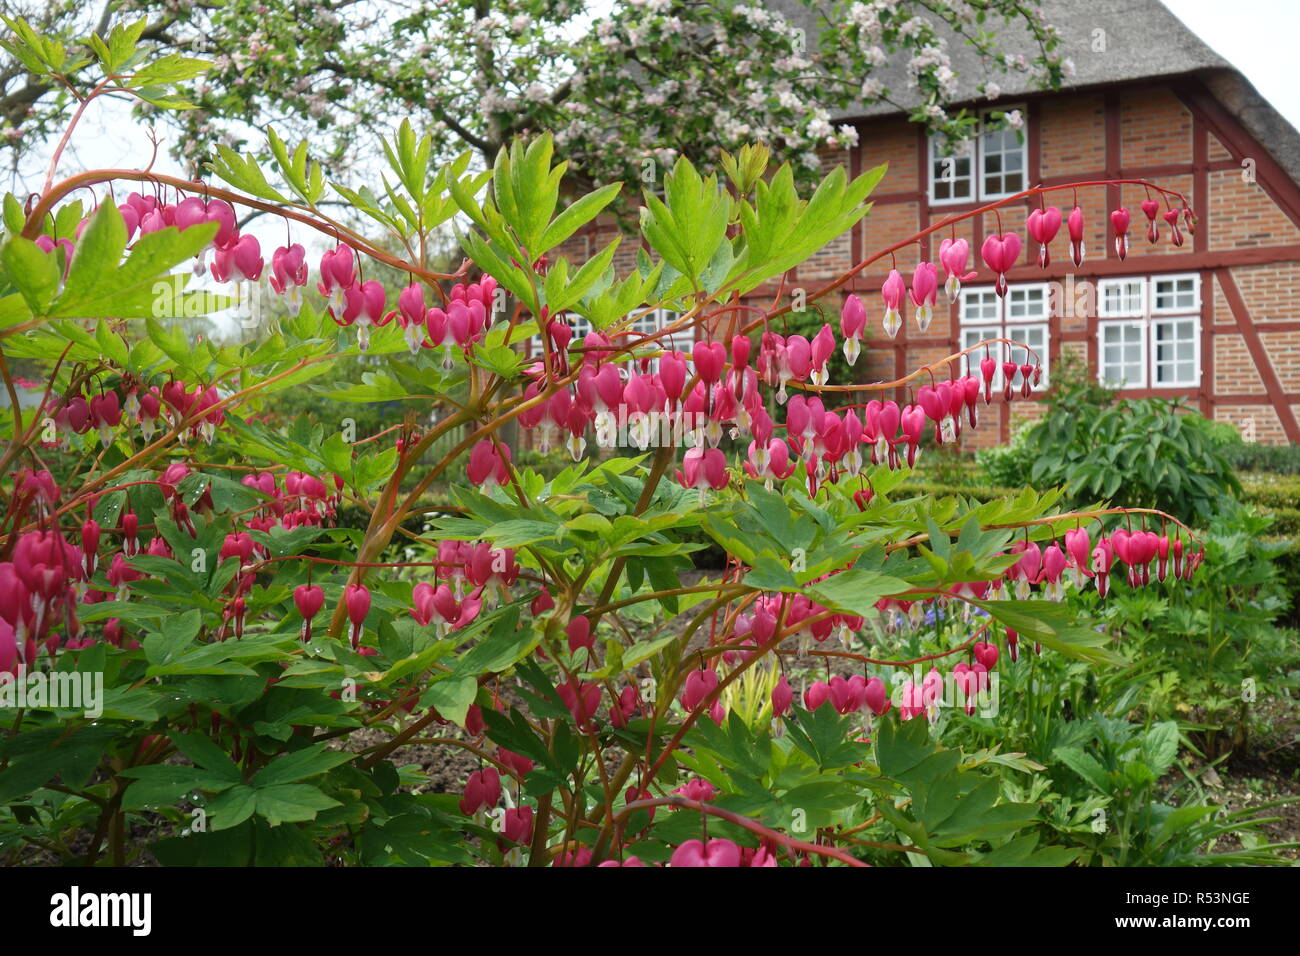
[770,0,1300,183]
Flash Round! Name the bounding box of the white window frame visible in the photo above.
[1151,315,1200,388]
[1095,273,1201,389]
[1151,273,1200,315]
[929,106,1029,205]
[928,134,975,205]
[1098,319,1148,389]
[1097,277,1146,318]
[958,282,1050,391]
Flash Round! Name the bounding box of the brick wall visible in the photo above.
[1039,94,1105,176]
[1214,404,1288,443]
[1120,88,1191,166]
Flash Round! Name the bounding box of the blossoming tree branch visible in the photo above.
[1,1,1069,195]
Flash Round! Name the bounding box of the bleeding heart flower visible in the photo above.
[952,662,989,715]
[909,261,938,332]
[459,767,501,816]
[681,668,718,712]
[1064,527,1093,588]
[804,679,831,711]
[771,674,794,718]
[530,588,555,616]
[692,341,726,384]
[466,439,511,488]
[499,806,533,847]
[557,678,601,729]
[269,243,308,315]
[566,615,593,654]
[1067,205,1085,266]
[659,351,687,406]
[674,777,717,802]
[213,234,263,283]
[980,232,1021,297]
[863,676,889,716]
[1092,538,1114,598]
[828,674,868,715]
[1110,208,1131,259]
[1163,207,1184,247]
[1141,198,1161,243]
[294,584,324,642]
[973,641,999,671]
[675,447,728,503]
[345,583,370,650]
[609,685,641,728]
[1026,206,1062,268]
[670,838,741,868]
[840,294,867,364]
[810,323,836,385]
[339,279,389,350]
[880,269,906,338]
[939,237,977,301]
[317,246,356,307]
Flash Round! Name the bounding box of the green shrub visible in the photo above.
[977,424,1034,488]
[978,352,1240,524]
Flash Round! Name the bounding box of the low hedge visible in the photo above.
[1268,536,1300,627]
[1239,473,1300,509]
[1224,442,1300,474]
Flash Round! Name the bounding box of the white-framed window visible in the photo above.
[930,107,1028,205]
[1098,321,1146,388]
[928,135,974,203]
[1098,277,1145,317]
[958,283,1050,391]
[1152,275,1198,314]
[1096,274,1201,388]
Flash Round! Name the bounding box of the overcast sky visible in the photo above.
[1161,0,1300,129]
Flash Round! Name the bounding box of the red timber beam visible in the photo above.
[1174,80,1300,232]
[1216,268,1300,443]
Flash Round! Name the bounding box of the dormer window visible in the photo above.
[929,107,1028,205]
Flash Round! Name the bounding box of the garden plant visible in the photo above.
[0,19,1292,868]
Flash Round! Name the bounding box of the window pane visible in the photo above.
[931,136,974,202]
[960,289,1000,323]
[1008,286,1047,321]
[1153,318,1196,385]
[979,115,1027,198]
[1099,322,1144,386]
[1100,278,1145,316]
[1153,276,1197,312]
